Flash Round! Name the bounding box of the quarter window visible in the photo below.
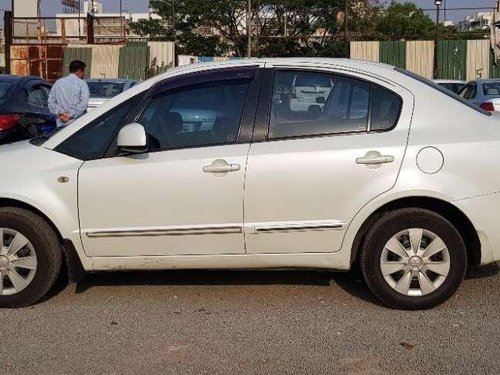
[55,95,141,160]
[269,71,401,139]
[137,79,251,151]
[371,85,402,131]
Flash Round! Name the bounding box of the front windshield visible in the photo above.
[87,82,126,98]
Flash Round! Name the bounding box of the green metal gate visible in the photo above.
[437,40,467,80]
[118,42,149,80]
[379,41,406,69]
[63,47,92,77]
[490,50,500,78]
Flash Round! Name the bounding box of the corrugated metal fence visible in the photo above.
[118,42,149,80]
[39,42,175,80]
[350,39,495,80]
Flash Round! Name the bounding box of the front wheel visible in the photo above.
[0,208,62,308]
[360,208,467,310]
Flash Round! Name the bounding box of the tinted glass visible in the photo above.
[371,86,402,131]
[269,71,370,138]
[26,86,48,108]
[55,96,139,160]
[88,82,126,98]
[482,82,500,97]
[137,79,251,151]
[438,82,465,94]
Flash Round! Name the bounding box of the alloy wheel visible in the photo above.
[0,228,38,296]
[380,228,450,297]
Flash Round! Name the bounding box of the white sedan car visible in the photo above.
[0,59,499,310]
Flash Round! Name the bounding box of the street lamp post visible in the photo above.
[247,0,252,58]
[434,0,442,79]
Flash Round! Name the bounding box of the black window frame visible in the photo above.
[252,68,403,143]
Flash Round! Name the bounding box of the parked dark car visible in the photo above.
[0,75,56,145]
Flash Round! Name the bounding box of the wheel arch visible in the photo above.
[350,196,481,269]
[0,197,86,282]
[0,197,63,241]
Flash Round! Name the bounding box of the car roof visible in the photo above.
[148,58,400,85]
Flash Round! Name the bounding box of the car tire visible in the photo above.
[0,207,62,308]
[360,208,467,310]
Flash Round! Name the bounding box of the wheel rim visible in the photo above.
[380,228,450,297]
[0,228,37,296]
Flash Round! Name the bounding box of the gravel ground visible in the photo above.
[1,264,500,375]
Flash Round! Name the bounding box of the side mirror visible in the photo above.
[117,123,148,154]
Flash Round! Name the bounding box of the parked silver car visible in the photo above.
[86,79,137,110]
[459,79,500,112]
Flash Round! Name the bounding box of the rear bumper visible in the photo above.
[454,192,500,265]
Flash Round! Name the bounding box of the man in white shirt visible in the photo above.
[48,60,90,127]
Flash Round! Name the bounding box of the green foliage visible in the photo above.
[376,2,435,40]
[131,0,346,57]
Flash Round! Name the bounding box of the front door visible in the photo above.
[244,68,413,254]
[77,68,259,257]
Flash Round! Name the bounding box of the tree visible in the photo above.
[131,0,348,57]
[376,2,435,40]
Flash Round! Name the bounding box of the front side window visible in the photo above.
[137,79,251,151]
[269,71,400,139]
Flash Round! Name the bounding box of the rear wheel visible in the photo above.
[0,208,62,308]
[360,208,467,310]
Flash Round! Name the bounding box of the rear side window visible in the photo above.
[269,71,401,139]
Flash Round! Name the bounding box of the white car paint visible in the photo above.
[0,58,499,276]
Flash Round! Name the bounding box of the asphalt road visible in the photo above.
[1,264,500,375]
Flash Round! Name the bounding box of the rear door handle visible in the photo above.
[203,159,241,173]
[356,151,394,165]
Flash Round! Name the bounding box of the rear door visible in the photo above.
[243,67,413,254]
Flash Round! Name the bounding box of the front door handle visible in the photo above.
[203,159,241,173]
[356,151,394,165]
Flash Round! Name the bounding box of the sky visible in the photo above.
[0,0,496,22]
